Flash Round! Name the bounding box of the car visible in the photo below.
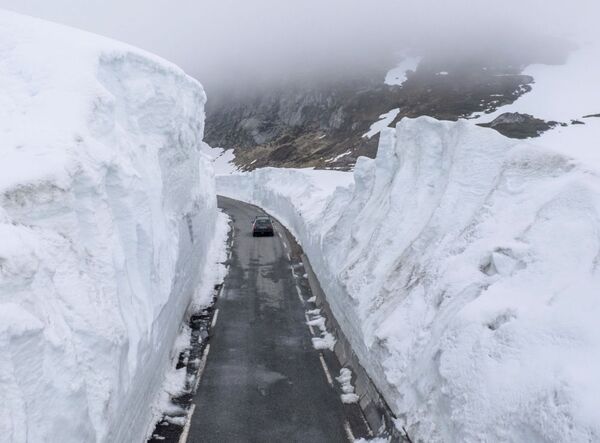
[252,215,274,237]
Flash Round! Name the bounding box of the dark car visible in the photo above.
[252,216,274,237]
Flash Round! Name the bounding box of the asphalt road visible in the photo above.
[187,196,352,442]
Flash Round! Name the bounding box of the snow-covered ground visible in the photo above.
[380,38,600,169]
[0,10,220,443]
[473,40,600,165]
[218,116,600,441]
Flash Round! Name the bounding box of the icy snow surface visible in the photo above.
[218,116,600,441]
[0,10,219,443]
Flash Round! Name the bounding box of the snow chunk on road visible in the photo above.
[311,332,336,351]
[336,368,359,404]
[306,310,336,351]
[307,315,327,331]
[341,393,360,404]
[0,10,218,443]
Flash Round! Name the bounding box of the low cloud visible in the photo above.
[0,0,597,94]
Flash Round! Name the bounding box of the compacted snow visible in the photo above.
[218,116,600,441]
[0,10,220,443]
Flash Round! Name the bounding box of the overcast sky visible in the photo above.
[0,0,597,94]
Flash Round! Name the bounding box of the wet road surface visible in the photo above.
[187,196,355,442]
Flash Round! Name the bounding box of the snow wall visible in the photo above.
[218,116,600,442]
[0,11,218,443]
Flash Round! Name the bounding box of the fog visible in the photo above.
[0,0,597,94]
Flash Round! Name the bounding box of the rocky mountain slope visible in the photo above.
[205,51,571,171]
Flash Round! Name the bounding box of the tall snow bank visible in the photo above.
[0,10,218,443]
[218,117,600,441]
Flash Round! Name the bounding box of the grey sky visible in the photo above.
[0,0,597,93]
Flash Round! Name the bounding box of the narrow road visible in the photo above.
[186,196,354,442]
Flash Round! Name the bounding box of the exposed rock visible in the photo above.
[478,112,561,138]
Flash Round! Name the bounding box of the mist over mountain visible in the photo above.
[2,0,595,173]
[0,0,593,94]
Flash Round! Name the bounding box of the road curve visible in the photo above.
[186,196,355,442]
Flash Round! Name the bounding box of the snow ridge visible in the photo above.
[0,11,217,443]
[218,116,600,441]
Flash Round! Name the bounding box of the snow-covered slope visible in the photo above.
[218,117,600,441]
[474,39,600,162]
[0,10,218,443]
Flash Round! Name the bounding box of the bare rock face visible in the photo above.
[477,112,562,138]
[486,112,533,125]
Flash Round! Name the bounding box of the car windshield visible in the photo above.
[256,219,270,225]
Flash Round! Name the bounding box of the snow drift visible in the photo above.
[0,10,218,443]
[218,116,600,441]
